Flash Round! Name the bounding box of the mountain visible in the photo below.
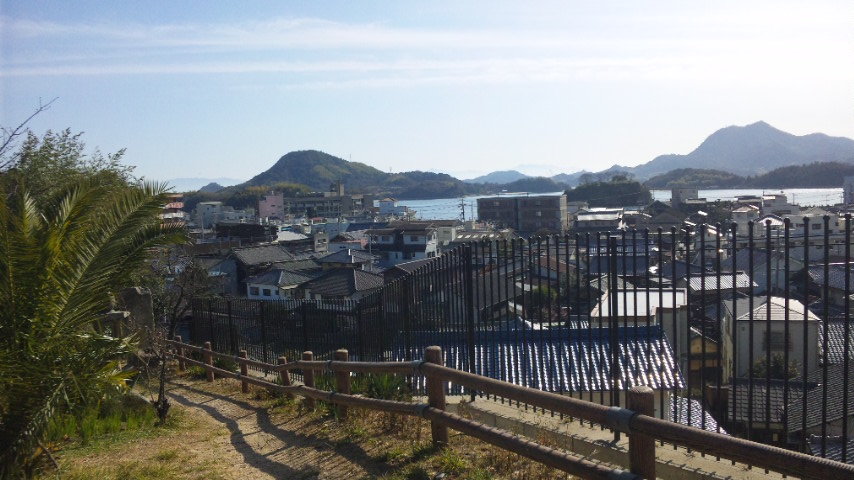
[627,121,854,179]
[464,170,529,184]
[645,162,852,189]
[163,177,244,192]
[243,150,475,199]
[199,182,226,193]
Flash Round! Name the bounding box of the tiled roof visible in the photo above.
[320,249,377,265]
[787,364,854,434]
[586,254,649,275]
[807,263,854,291]
[822,316,854,364]
[392,326,684,394]
[303,269,384,297]
[728,378,803,423]
[244,266,323,288]
[721,248,787,272]
[658,260,710,281]
[671,396,727,434]
[809,435,854,465]
[687,273,755,292]
[725,296,820,323]
[231,244,297,266]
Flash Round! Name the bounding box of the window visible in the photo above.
[763,331,791,351]
[536,211,542,217]
[811,223,822,230]
[249,286,259,296]
[410,235,420,242]
[381,235,390,242]
[493,201,500,207]
[263,288,271,296]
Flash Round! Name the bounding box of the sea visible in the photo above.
[392,188,844,221]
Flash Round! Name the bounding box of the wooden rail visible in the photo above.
[168,337,854,480]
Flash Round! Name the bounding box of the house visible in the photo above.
[574,208,624,234]
[319,248,378,270]
[378,197,410,217]
[724,377,802,443]
[720,297,821,381]
[800,263,854,310]
[195,201,223,228]
[720,248,802,295]
[787,364,854,448]
[245,261,323,300]
[392,325,684,420]
[227,243,309,293]
[328,231,368,252]
[366,222,438,268]
[299,268,384,301]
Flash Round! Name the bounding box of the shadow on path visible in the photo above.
[168,379,390,479]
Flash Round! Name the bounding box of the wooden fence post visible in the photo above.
[278,356,293,399]
[425,346,449,448]
[334,349,350,419]
[239,350,249,393]
[203,341,214,382]
[302,351,315,410]
[175,335,186,372]
[628,386,655,480]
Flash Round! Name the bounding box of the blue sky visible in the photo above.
[1,1,852,185]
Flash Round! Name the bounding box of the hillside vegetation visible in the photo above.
[644,161,852,189]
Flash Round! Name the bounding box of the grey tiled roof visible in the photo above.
[728,378,803,424]
[671,396,727,434]
[721,248,787,272]
[232,244,297,266]
[320,249,377,265]
[822,316,854,364]
[687,273,755,292]
[303,269,384,298]
[807,263,854,291]
[809,435,854,465]
[392,325,684,393]
[787,364,854,434]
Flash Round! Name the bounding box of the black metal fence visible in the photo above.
[189,216,853,462]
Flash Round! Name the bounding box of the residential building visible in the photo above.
[366,222,438,268]
[195,201,223,228]
[477,194,568,233]
[160,193,186,225]
[672,188,699,209]
[720,297,820,380]
[283,185,373,218]
[299,268,384,301]
[378,197,410,217]
[574,208,624,234]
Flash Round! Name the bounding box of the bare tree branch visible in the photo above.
[0,97,58,170]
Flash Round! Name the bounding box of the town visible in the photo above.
[156,176,854,466]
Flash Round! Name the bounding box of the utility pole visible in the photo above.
[459,198,466,222]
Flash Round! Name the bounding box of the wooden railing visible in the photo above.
[168,337,854,480]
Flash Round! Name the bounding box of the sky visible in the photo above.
[1,1,852,186]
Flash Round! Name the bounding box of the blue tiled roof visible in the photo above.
[392,326,684,394]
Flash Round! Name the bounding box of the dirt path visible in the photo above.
[166,376,391,480]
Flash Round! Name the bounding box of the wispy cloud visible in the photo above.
[1,11,850,87]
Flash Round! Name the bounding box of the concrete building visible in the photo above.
[258,192,285,220]
[477,194,568,233]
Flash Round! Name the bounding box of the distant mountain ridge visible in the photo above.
[468,121,853,184]
[233,122,851,200]
[613,121,853,180]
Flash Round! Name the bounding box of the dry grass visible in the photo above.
[40,368,577,480]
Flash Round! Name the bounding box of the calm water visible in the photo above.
[392,188,843,221]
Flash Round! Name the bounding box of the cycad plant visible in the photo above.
[0,176,186,475]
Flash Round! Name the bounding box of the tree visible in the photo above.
[751,353,800,380]
[0,178,186,475]
[1,128,135,207]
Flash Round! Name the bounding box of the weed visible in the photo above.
[403,465,431,480]
[435,447,468,475]
[155,448,180,462]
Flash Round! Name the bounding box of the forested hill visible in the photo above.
[644,161,853,189]
[242,150,476,199]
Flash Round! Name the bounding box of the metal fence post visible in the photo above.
[226,299,236,354]
[425,346,449,448]
[334,349,350,419]
[628,386,656,479]
[302,351,316,410]
[608,235,620,441]
[260,301,269,365]
[464,243,476,400]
